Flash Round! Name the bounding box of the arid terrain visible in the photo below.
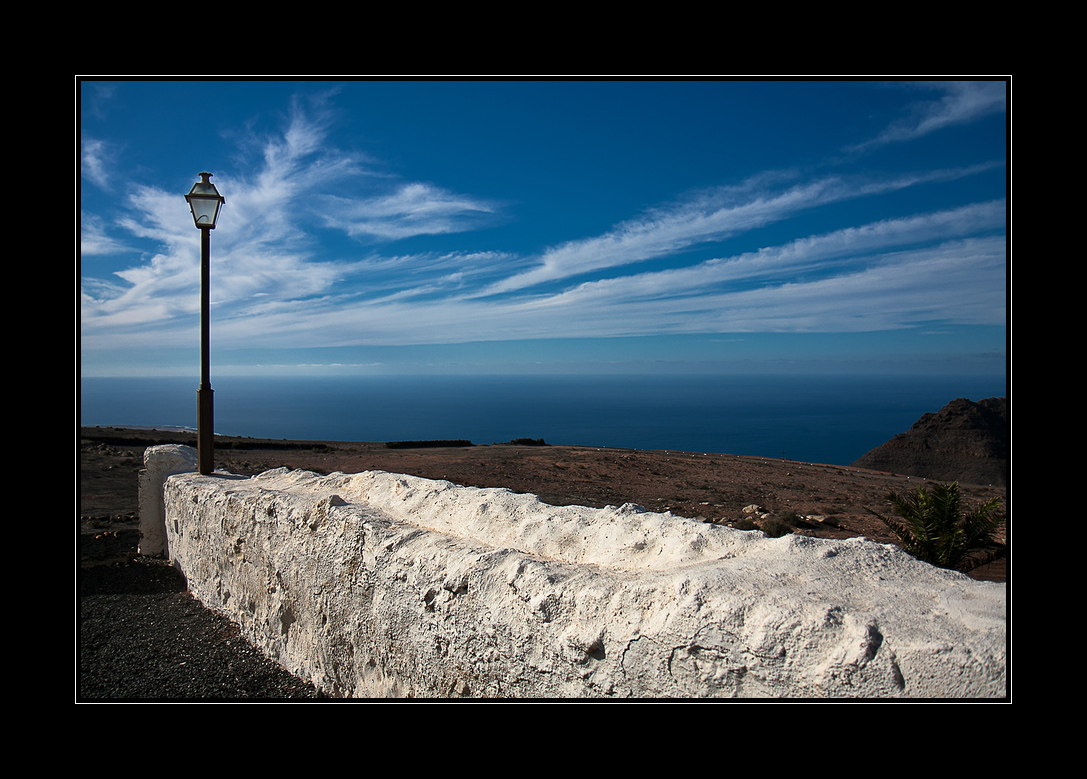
[79,426,1007,581]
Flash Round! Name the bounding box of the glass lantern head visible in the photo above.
[186,172,224,229]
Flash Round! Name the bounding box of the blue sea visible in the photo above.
[78,373,1007,467]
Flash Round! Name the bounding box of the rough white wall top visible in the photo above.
[162,462,1006,698]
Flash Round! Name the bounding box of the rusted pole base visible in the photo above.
[198,386,214,475]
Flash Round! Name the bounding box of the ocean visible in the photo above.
[78,373,1007,467]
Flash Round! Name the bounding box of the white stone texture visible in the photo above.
[137,444,198,556]
[150,446,1006,699]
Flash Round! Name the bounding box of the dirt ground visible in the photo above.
[78,427,1007,582]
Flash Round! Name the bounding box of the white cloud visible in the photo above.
[80,99,505,351]
[80,85,1007,372]
[481,175,837,295]
[319,182,499,241]
[80,212,131,256]
[547,199,1007,306]
[81,136,114,188]
[82,178,1007,354]
[480,166,1001,296]
[180,224,1005,352]
[853,81,1007,151]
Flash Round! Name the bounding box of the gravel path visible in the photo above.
[79,544,322,700]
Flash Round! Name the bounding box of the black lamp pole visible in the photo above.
[185,172,225,475]
[198,224,213,475]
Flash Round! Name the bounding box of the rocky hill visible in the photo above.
[851,397,1008,487]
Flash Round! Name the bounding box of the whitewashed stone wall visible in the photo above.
[145,445,1006,699]
[138,444,198,556]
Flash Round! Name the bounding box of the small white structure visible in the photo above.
[143,445,1006,698]
[137,444,199,556]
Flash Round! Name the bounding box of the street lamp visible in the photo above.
[185,172,225,475]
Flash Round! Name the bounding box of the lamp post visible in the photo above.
[185,172,225,475]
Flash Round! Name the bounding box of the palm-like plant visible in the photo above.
[867,482,1005,572]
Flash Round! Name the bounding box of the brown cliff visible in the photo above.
[851,396,1008,486]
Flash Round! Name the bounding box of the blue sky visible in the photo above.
[79,79,1008,378]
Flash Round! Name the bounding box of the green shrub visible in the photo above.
[867,482,1005,572]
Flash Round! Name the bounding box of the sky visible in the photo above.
[79,79,1008,378]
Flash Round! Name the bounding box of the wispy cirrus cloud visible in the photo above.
[81,98,509,341]
[545,199,1007,305]
[480,163,1003,297]
[318,182,500,241]
[80,212,132,256]
[81,136,116,189]
[850,81,1007,152]
[480,175,836,296]
[80,82,1007,375]
[155,199,1005,354]
[82,156,1007,351]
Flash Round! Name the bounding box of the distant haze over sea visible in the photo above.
[80,373,1007,467]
